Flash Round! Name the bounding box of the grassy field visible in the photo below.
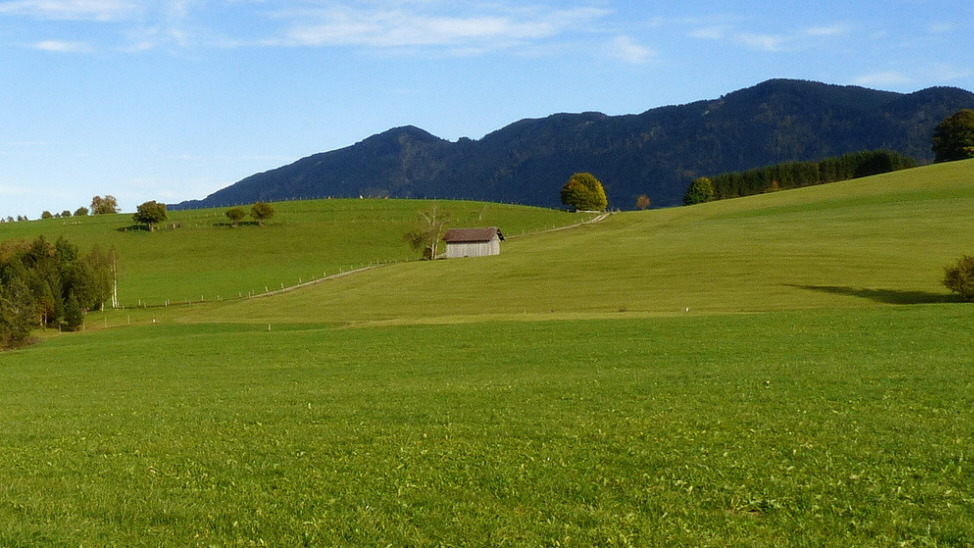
[167,159,974,326]
[0,199,593,306]
[2,160,974,546]
[2,306,973,547]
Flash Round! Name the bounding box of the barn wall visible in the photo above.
[446,239,498,258]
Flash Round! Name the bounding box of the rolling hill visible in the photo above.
[1,200,592,307]
[172,79,974,211]
[8,56,974,548]
[172,158,974,326]
[3,160,974,547]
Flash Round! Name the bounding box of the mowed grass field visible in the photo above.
[172,158,974,326]
[2,308,972,547]
[0,199,592,306]
[1,159,974,546]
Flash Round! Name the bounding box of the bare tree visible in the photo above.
[404,203,450,260]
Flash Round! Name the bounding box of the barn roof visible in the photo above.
[444,227,505,243]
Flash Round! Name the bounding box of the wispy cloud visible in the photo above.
[690,19,851,52]
[33,38,94,52]
[278,5,609,51]
[609,35,653,64]
[688,26,729,40]
[854,71,912,87]
[927,22,957,34]
[736,33,787,52]
[0,1,612,55]
[804,23,850,37]
[928,63,973,83]
[0,0,138,21]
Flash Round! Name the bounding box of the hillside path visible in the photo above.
[250,211,612,299]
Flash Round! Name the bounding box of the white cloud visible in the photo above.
[927,63,973,83]
[609,35,653,64]
[854,71,912,87]
[736,33,787,52]
[689,26,728,40]
[0,0,138,21]
[690,19,851,52]
[927,22,957,34]
[33,39,94,52]
[804,23,849,37]
[0,183,32,196]
[279,5,609,51]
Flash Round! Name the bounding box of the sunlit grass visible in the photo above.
[175,159,974,325]
[3,160,974,546]
[0,199,593,306]
[2,306,972,546]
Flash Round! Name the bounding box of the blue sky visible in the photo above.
[1,0,972,218]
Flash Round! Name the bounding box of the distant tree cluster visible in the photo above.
[90,195,119,215]
[0,236,115,348]
[223,202,275,228]
[38,210,79,220]
[703,150,917,202]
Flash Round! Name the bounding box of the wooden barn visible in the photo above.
[444,227,505,258]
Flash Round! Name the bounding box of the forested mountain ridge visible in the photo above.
[172,79,974,210]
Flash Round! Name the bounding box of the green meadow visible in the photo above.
[2,159,974,546]
[4,199,592,306]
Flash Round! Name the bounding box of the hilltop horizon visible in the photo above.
[172,78,974,212]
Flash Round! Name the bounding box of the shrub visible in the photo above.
[250,202,275,226]
[225,207,246,228]
[943,255,974,301]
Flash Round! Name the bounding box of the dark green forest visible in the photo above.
[708,150,917,200]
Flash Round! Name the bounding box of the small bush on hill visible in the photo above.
[226,207,246,228]
[251,202,275,226]
[943,255,974,301]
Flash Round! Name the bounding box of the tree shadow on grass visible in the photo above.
[213,221,260,228]
[115,222,183,233]
[786,284,958,305]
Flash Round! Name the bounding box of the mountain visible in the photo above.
[172,79,974,210]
